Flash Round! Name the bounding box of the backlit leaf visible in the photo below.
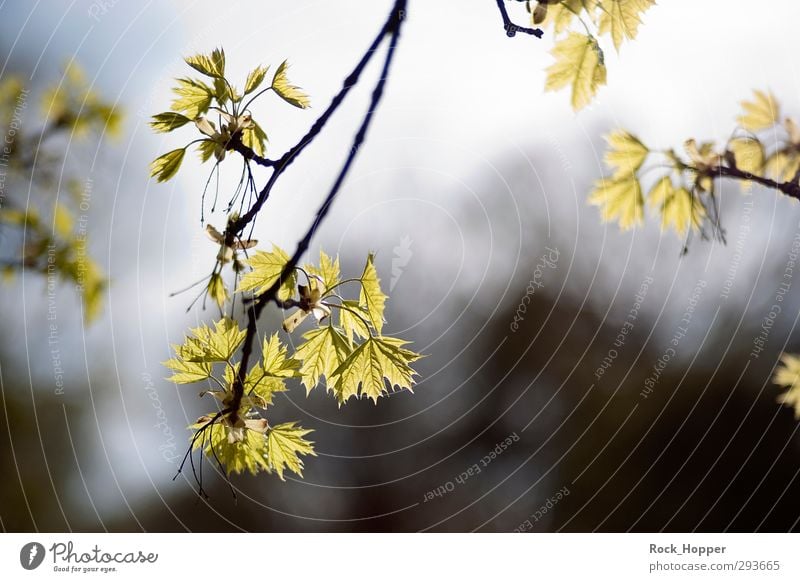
[293,325,351,394]
[150,111,191,133]
[265,422,316,480]
[149,148,186,183]
[738,90,780,131]
[545,32,607,111]
[236,245,297,300]
[272,60,310,109]
[588,174,643,230]
[359,253,387,334]
[185,48,226,78]
[244,65,270,95]
[604,130,649,179]
[331,336,421,404]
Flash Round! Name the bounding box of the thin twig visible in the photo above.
[495,0,544,38]
[226,0,408,424]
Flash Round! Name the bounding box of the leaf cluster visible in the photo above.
[165,247,422,477]
[590,90,800,245]
[526,0,655,110]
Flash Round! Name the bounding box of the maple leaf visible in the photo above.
[236,245,297,300]
[265,422,316,480]
[545,32,607,111]
[648,177,704,235]
[589,174,643,230]
[774,354,800,419]
[738,90,780,131]
[293,326,352,394]
[598,0,655,51]
[180,317,247,363]
[359,253,388,334]
[604,130,649,179]
[331,336,421,404]
[272,60,310,109]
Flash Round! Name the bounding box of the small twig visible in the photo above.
[495,0,544,38]
[226,0,407,423]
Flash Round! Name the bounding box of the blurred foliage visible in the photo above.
[590,90,800,244]
[521,0,655,110]
[0,63,122,322]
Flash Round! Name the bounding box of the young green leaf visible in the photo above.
[207,273,228,310]
[293,326,352,394]
[265,422,316,480]
[774,353,800,418]
[171,78,213,118]
[359,253,387,334]
[604,130,649,179]
[149,148,186,182]
[598,0,654,51]
[163,344,213,384]
[648,177,703,235]
[272,60,311,109]
[545,32,607,111]
[738,90,780,131]
[236,245,297,300]
[181,317,247,363]
[150,111,192,133]
[308,249,341,292]
[331,336,421,403]
[339,299,371,343]
[244,65,270,95]
[191,417,270,475]
[184,48,226,78]
[241,120,268,157]
[588,174,644,230]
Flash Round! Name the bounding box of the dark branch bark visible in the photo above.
[714,165,800,200]
[495,0,544,38]
[226,0,407,424]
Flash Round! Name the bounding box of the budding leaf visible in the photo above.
[294,326,352,394]
[331,336,421,404]
[774,353,800,419]
[359,253,387,334]
[588,174,643,230]
[150,111,192,133]
[244,65,270,95]
[149,148,186,182]
[236,245,297,300]
[648,177,703,236]
[738,90,780,131]
[184,48,226,78]
[181,317,247,363]
[604,130,649,179]
[265,422,316,480]
[272,60,311,109]
[171,78,213,118]
[545,32,607,111]
[163,344,213,384]
[598,0,655,51]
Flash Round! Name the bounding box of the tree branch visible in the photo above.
[713,165,800,200]
[495,0,544,38]
[226,0,407,423]
[225,1,407,241]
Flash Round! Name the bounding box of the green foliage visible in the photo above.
[773,354,800,419]
[529,0,655,110]
[590,91,800,240]
[165,247,421,477]
[149,48,309,182]
[0,64,118,323]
